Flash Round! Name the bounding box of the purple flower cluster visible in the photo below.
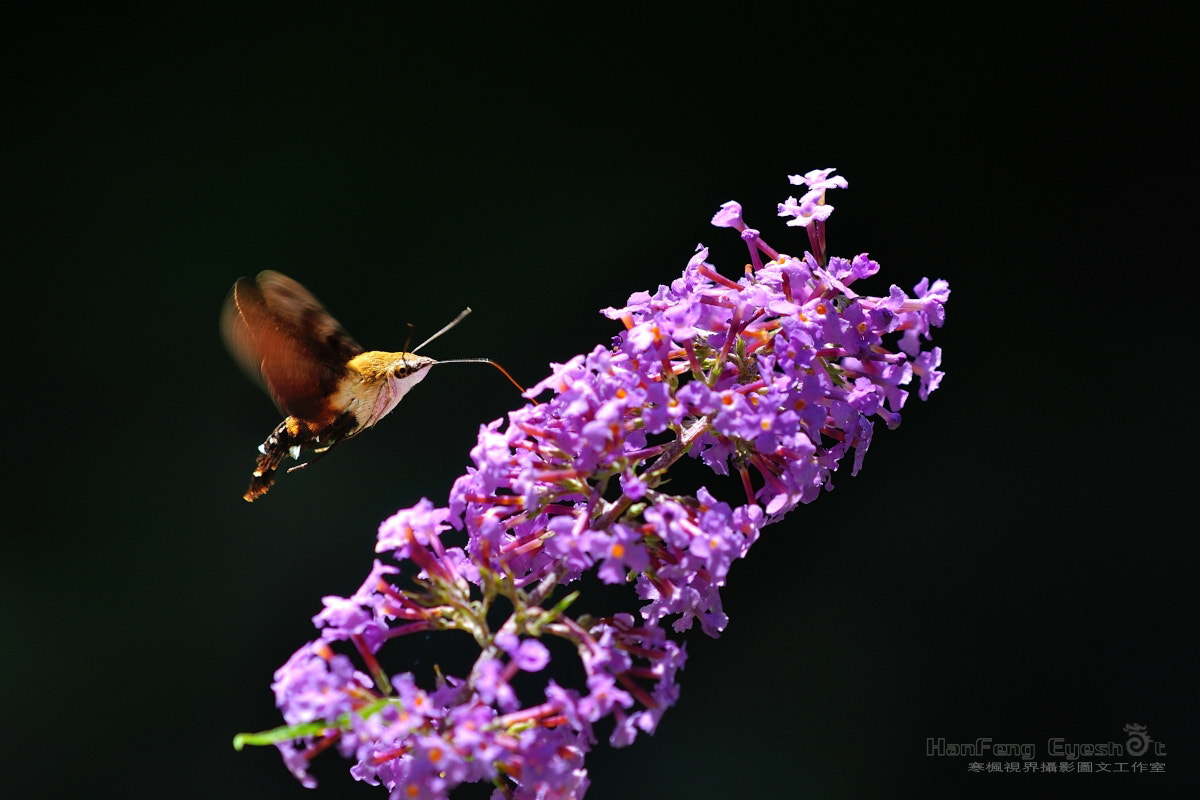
[239,171,949,799]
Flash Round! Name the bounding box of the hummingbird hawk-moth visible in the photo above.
[221,270,510,502]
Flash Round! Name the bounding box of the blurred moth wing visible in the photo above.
[221,270,366,419]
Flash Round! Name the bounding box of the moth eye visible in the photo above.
[394,366,408,377]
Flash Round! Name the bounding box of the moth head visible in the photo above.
[348,351,436,383]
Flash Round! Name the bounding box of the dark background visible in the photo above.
[5,5,1193,799]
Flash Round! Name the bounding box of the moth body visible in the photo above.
[221,270,440,501]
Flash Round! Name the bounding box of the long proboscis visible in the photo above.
[412,307,527,395]
[436,357,527,395]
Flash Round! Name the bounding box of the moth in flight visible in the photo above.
[221,270,517,501]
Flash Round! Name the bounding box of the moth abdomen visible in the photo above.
[243,411,361,502]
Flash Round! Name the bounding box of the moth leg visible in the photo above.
[243,417,312,502]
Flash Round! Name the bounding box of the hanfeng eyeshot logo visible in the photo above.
[926,724,1167,775]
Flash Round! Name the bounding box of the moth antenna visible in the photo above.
[413,308,473,353]
[436,357,527,394]
[401,322,416,352]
